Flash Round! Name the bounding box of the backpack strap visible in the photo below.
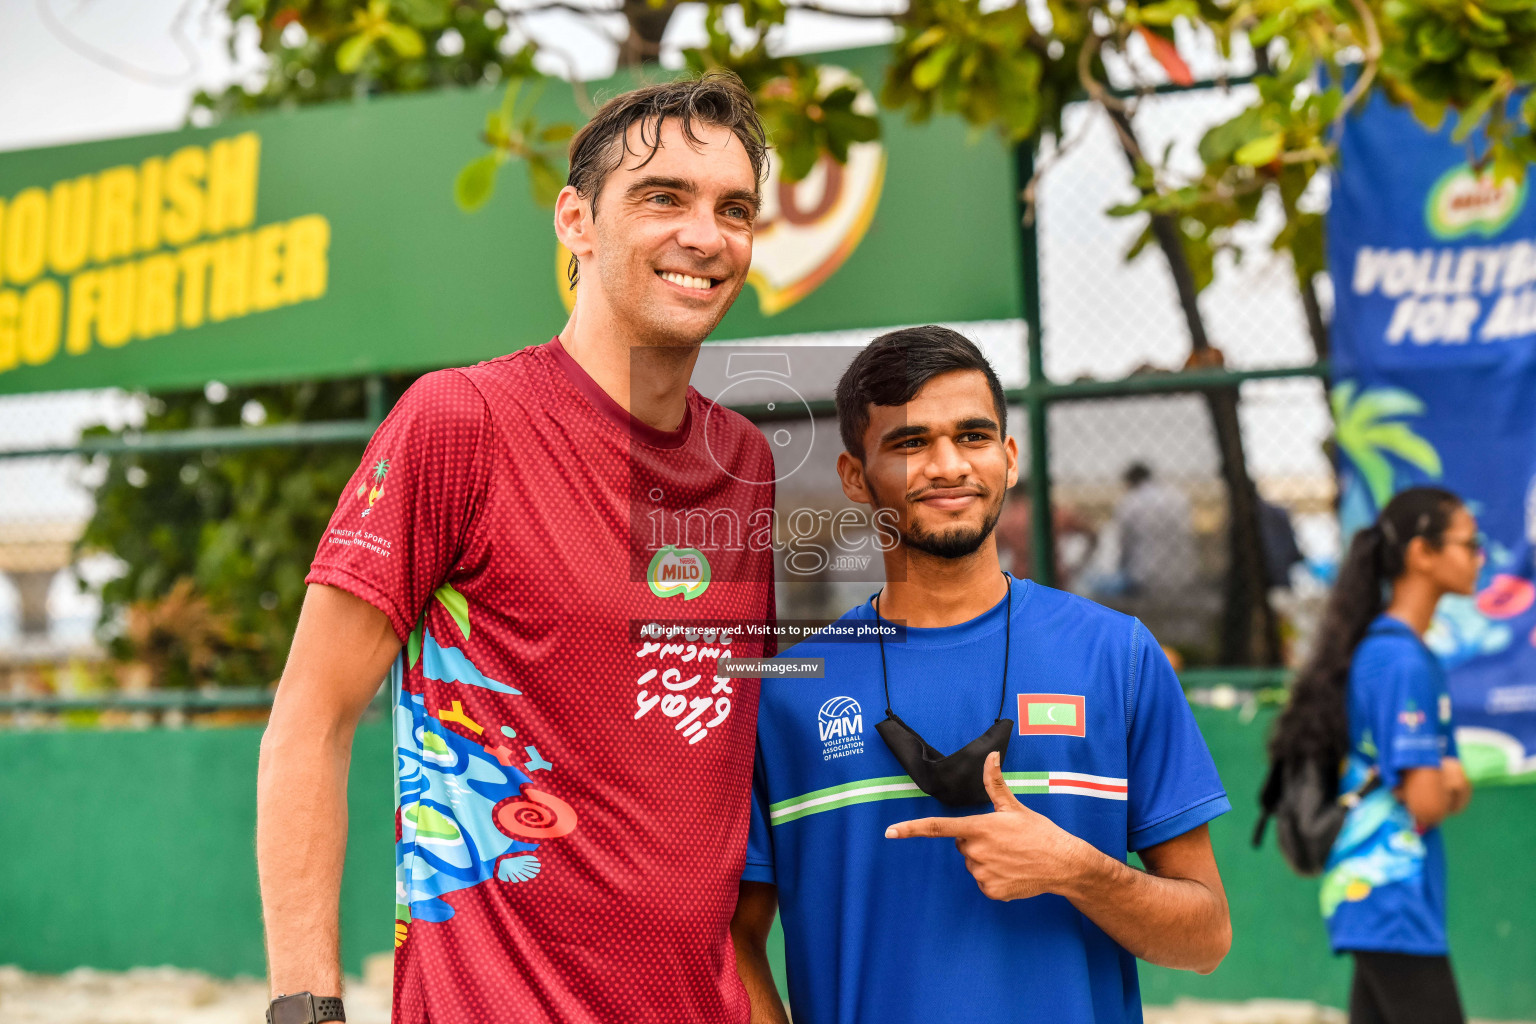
[1251,758,1286,849]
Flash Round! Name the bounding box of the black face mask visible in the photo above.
[872,575,1014,807]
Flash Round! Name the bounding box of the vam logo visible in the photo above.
[647,546,710,600]
[818,695,865,761]
[1426,163,1527,239]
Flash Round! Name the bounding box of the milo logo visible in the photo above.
[647,546,711,600]
[1426,163,1526,239]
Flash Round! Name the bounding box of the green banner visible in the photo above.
[0,49,1021,397]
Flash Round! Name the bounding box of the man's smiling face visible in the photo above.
[585,117,760,348]
[850,369,1018,560]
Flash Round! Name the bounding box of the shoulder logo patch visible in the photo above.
[1017,694,1086,737]
[357,457,390,517]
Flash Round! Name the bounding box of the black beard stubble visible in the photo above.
[868,477,1004,559]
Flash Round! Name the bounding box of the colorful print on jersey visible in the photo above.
[1320,757,1426,918]
[393,587,578,946]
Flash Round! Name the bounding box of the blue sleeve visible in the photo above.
[1361,650,1443,789]
[742,742,776,884]
[1125,623,1231,851]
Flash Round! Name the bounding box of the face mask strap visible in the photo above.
[875,572,1012,725]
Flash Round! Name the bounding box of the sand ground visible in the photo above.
[2,963,1527,1024]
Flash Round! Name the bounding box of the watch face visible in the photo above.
[270,994,314,1024]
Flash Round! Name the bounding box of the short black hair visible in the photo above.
[1124,462,1152,487]
[834,325,1008,460]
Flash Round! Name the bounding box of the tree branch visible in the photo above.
[783,2,905,19]
[1335,0,1382,129]
[1021,102,1101,225]
[507,2,624,17]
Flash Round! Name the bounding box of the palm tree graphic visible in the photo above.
[1331,381,1442,511]
[368,459,389,505]
[356,458,391,511]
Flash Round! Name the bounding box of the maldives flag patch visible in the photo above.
[1017,694,1086,737]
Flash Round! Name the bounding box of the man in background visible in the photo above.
[1110,461,1197,597]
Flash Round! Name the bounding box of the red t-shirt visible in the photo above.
[306,338,776,1023]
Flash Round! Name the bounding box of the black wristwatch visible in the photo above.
[267,992,346,1024]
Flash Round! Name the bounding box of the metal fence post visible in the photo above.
[365,375,386,426]
[1015,142,1056,590]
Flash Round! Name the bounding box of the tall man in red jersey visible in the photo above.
[257,74,777,1024]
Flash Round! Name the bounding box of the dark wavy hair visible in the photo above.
[1268,486,1465,772]
[564,71,768,289]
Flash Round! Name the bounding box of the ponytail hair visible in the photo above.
[1269,486,1464,771]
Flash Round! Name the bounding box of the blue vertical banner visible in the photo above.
[1329,93,1536,784]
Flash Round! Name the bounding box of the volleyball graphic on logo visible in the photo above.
[818,696,863,743]
[819,696,861,724]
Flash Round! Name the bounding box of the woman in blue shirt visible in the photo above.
[1273,487,1477,1024]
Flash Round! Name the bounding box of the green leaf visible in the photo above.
[407,620,423,668]
[823,106,881,146]
[382,23,425,58]
[1409,96,1449,132]
[1453,81,1504,143]
[908,25,947,54]
[433,583,471,640]
[1234,132,1285,166]
[485,110,511,146]
[1138,0,1199,27]
[391,0,450,29]
[912,41,959,91]
[1124,222,1157,260]
[1465,48,1505,81]
[1491,145,1527,185]
[1250,11,1287,46]
[336,33,372,74]
[1463,3,1507,34]
[1415,20,1463,62]
[454,153,499,212]
[539,122,576,143]
[1198,106,1265,164]
[526,154,565,208]
[1107,199,1156,217]
[776,133,820,182]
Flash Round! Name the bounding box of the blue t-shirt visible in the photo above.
[745,577,1230,1024]
[1322,615,1458,956]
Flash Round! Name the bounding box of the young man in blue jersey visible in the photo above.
[730,326,1232,1024]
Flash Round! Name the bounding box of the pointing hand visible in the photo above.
[884,752,1089,901]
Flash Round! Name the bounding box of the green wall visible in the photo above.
[0,719,396,977]
[2,709,1532,1017]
